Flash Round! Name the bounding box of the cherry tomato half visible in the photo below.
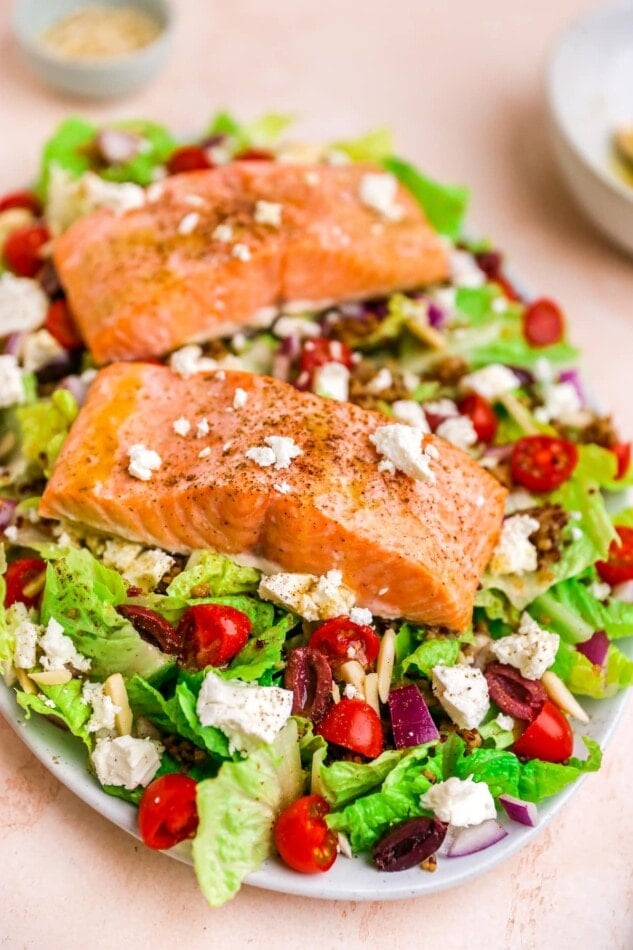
[458,393,498,443]
[612,442,631,481]
[0,190,41,215]
[138,774,199,850]
[178,603,252,668]
[522,298,565,347]
[44,299,84,351]
[309,617,381,670]
[510,435,578,493]
[512,700,573,763]
[3,223,50,278]
[596,526,633,586]
[316,699,384,758]
[166,145,213,175]
[273,794,338,874]
[299,338,353,378]
[4,558,46,609]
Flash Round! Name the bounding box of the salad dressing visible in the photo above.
[39,5,162,60]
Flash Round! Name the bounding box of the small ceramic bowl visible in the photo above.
[12,0,172,99]
[546,1,633,256]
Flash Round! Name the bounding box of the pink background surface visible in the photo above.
[1,1,632,946]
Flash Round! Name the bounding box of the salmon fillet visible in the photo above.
[53,163,449,364]
[40,364,506,629]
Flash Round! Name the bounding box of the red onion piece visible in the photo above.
[57,375,91,406]
[498,794,538,827]
[481,443,514,464]
[271,352,292,382]
[446,819,508,857]
[3,332,25,356]
[427,300,446,329]
[613,580,633,603]
[96,129,145,165]
[576,630,609,668]
[0,498,17,531]
[558,369,585,406]
[507,365,535,387]
[388,683,439,748]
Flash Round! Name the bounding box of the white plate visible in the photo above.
[1,628,631,901]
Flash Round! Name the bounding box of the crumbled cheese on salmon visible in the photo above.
[233,387,248,409]
[254,200,283,227]
[273,481,293,494]
[258,569,355,621]
[0,354,25,408]
[196,672,294,753]
[177,211,200,235]
[313,362,350,401]
[0,272,48,335]
[169,344,218,377]
[436,415,478,450]
[91,735,162,790]
[489,514,539,575]
[38,617,91,673]
[245,435,303,470]
[369,424,436,484]
[432,665,490,729]
[420,775,495,827]
[196,417,210,437]
[491,613,559,680]
[212,222,234,242]
[127,443,162,481]
[391,400,430,430]
[46,167,145,234]
[21,329,66,373]
[198,447,211,459]
[461,364,519,401]
[232,243,251,261]
[172,416,191,436]
[359,173,403,221]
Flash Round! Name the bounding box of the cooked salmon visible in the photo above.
[53,163,449,364]
[40,363,506,629]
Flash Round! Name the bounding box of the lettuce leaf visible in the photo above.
[531,576,633,645]
[401,636,461,678]
[38,116,96,196]
[99,120,176,186]
[17,390,78,478]
[318,750,404,808]
[383,156,468,239]
[207,111,294,151]
[15,678,92,749]
[333,127,394,163]
[551,640,633,698]
[165,551,260,599]
[224,610,297,682]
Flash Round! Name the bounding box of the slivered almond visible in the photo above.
[377,627,396,703]
[406,315,446,350]
[16,667,38,694]
[542,671,589,723]
[338,660,366,696]
[337,832,353,858]
[331,682,341,704]
[29,669,72,686]
[104,672,133,736]
[364,672,380,716]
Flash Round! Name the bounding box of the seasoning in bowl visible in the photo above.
[39,4,162,60]
[612,125,633,188]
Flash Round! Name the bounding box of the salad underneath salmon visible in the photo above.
[1,113,633,906]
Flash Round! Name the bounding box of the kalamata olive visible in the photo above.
[284,647,333,722]
[116,604,182,655]
[372,817,448,872]
[484,662,547,721]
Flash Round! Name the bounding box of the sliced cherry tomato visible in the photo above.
[4,558,47,609]
[611,442,631,481]
[178,603,252,668]
[522,298,565,347]
[458,393,498,443]
[299,338,353,378]
[596,526,633,585]
[510,435,578,493]
[0,190,41,215]
[3,223,50,277]
[273,794,338,873]
[44,299,84,350]
[235,148,274,161]
[512,700,573,763]
[166,145,213,175]
[316,698,384,758]
[309,617,381,669]
[138,774,199,850]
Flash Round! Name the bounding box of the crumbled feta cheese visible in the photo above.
[495,712,515,731]
[258,569,355,622]
[232,243,251,261]
[349,607,373,626]
[102,539,143,573]
[21,329,66,373]
[304,171,320,186]
[378,586,389,596]
[432,665,490,729]
[172,416,191,436]
[0,272,48,335]
[313,362,350,401]
[91,735,162,790]
[488,514,539,575]
[589,581,611,601]
[391,400,430,431]
[196,417,210,437]
[570,526,583,541]
[273,316,320,339]
[254,200,283,227]
[492,296,507,314]
[490,613,560,680]
[534,382,582,425]
[46,167,145,235]
[231,332,247,352]
[475,495,485,508]
[369,424,436,484]
[432,287,457,315]
[38,617,91,673]
[343,684,359,700]
[212,223,234,242]
[245,435,303,471]
[533,358,554,383]
[420,776,496,827]
[273,481,292,494]
[504,489,537,515]
[198,447,211,459]
[38,694,56,709]
[449,250,485,288]
[366,367,393,394]
[183,193,205,208]
[359,173,403,221]
[127,443,162,481]
[436,415,478,450]
[461,364,519,401]
[233,387,248,409]
[0,354,25,408]
[169,344,218,377]
[82,681,120,734]
[13,619,39,669]
[124,549,175,591]
[177,211,200,235]
[196,671,293,753]
[422,398,459,418]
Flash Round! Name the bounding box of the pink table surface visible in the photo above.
[1,1,632,947]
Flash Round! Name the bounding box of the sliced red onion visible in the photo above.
[427,300,446,329]
[279,335,302,359]
[0,498,17,531]
[446,819,508,858]
[271,352,292,382]
[481,443,514,464]
[576,630,609,668]
[199,134,227,150]
[57,374,91,406]
[613,580,633,603]
[388,684,439,748]
[96,129,145,165]
[498,794,538,827]
[507,365,535,387]
[558,369,585,405]
[3,332,25,356]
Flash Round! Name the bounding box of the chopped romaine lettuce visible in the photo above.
[383,156,468,239]
[17,390,78,478]
[333,127,394,163]
[551,640,633,698]
[318,749,404,808]
[207,111,294,152]
[166,551,260,599]
[15,678,92,749]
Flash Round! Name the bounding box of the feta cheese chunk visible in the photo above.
[127,443,162,481]
[177,211,200,235]
[0,354,25,408]
[169,344,218,377]
[391,400,430,431]
[369,424,436,484]
[196,671,293,753]
[273,316,321,339]
[491,613,560,680]
[366,367,393,394]
[420,776,496,827]
[258,569,355,622]
[461,364,519,401]
[232,243,251,261]
[21,329,66,373]
[46,167,145,235]
[359,173,403,221]
[82,681,120,734]
[313,362,350,401]
[38,618,91,673]
[91,736,162,790]
[212,222,234,243]
[172,416,191,436]
[245,435,303,470]
[349,607,373,626]
[0,272,48,335]
[449,250,485,289]
[534,382,582,425]
[233,386,248,409]
[435,415,478,450]
[254,200,283,227]
[488,514,539,576]
[432,664,490,729]
[13,619,39,670]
